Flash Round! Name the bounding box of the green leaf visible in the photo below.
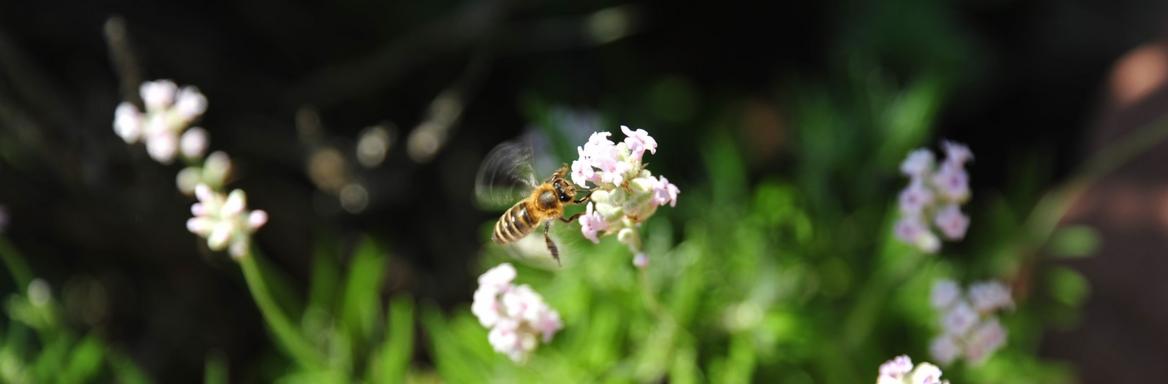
[1048,225,1101,258]
[340,238,387,347]
[369,297,414,383]
[205,352,228,384]
[109,352,151,384]
[1048,266,1090,308]
[58,334,105,384]
[420,307,487,384]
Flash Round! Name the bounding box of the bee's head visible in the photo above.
[552,178,576,203]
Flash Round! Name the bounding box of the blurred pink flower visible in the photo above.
[933,204,969,240]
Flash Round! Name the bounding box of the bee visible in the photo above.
[475,140,591,264]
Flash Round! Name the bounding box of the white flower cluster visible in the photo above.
[471,263,563,362]
[893,141,973,253]
[929,279,1012,366]
[877,355,950,384]
[113,80,208,164]
[186,185,268,259]
[113,80,264,260]
[571,126,679,268]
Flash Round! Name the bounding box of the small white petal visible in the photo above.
[223,190,247,215]
[186,217,215,235]
[247,210,268,230]
[180,127,209,159]
[194,184,214,203]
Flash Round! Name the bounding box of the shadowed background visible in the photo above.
[0,0,1166,381]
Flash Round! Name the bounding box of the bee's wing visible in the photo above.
[475,140,540,211]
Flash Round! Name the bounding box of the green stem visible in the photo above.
[239,248,325,370]
[1023,115,1168,254]
[0,236,32,289]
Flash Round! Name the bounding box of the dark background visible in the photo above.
[1,0,1166,381]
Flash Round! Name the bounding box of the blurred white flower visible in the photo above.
[898,180,935,215]
[909,363,945,384]
[932,204,969,240]
[176,151,232,195]
[571,126,678,265]
[894,216,940,254]
[876,355,950,384]
[930,279,960,309]
[470,263,562,363]
[964,317,1007,364]
[27,279,51,307]
[114,102,143,143]
[141,80,178,111]
[968,281,1013,313]
[632,252,649,269]
[892,141,973,252]
[931,162,970,202]
[941,140,973,166]
[186,184,267,259]
[928,278,1013,366]
[900,149,935,177]
[180,127,209,160]
[113,80,208,164]
[879,355,913,378]
[942,301,978,336]
[929,335,961,366]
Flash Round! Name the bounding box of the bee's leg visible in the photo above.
[560,212,583,223]
[543,222,561,266]
[573,192,592,205]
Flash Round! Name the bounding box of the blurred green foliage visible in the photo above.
[0,239,149,384]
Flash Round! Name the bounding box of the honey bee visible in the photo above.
[475,141,591,264]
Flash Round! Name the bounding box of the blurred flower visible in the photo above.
[570,126,679,265]
[0,205,8,233]
[180,127,209,160]
[27,279,51,307]
[176,151,232,195]
[632,252,649,269]
[900,149,935,177]
[931,163,970,202]
[876,355,950,384]
[933,204,969,240]
[892,141,972,252]
[968,281,1014,313]
[964,317,1007,364]
[929,279,960,309]
[898,180,935,215]
[941,140,973,166]
[929,335,961,366]
[471,263,562,363]
[941,301,977,336]
[894,216,940,253]
[112,79,207,164]
[928,278,1012,366]
[186,184,267,259]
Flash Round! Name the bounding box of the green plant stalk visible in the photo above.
[0,237,32,290]
[239,248,325,370]
[1024,115,1168,251]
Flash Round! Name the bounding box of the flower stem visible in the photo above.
[239,248,325,370]
[1022,115,1168,258]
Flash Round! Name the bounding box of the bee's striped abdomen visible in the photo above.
[493,201,539,244]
